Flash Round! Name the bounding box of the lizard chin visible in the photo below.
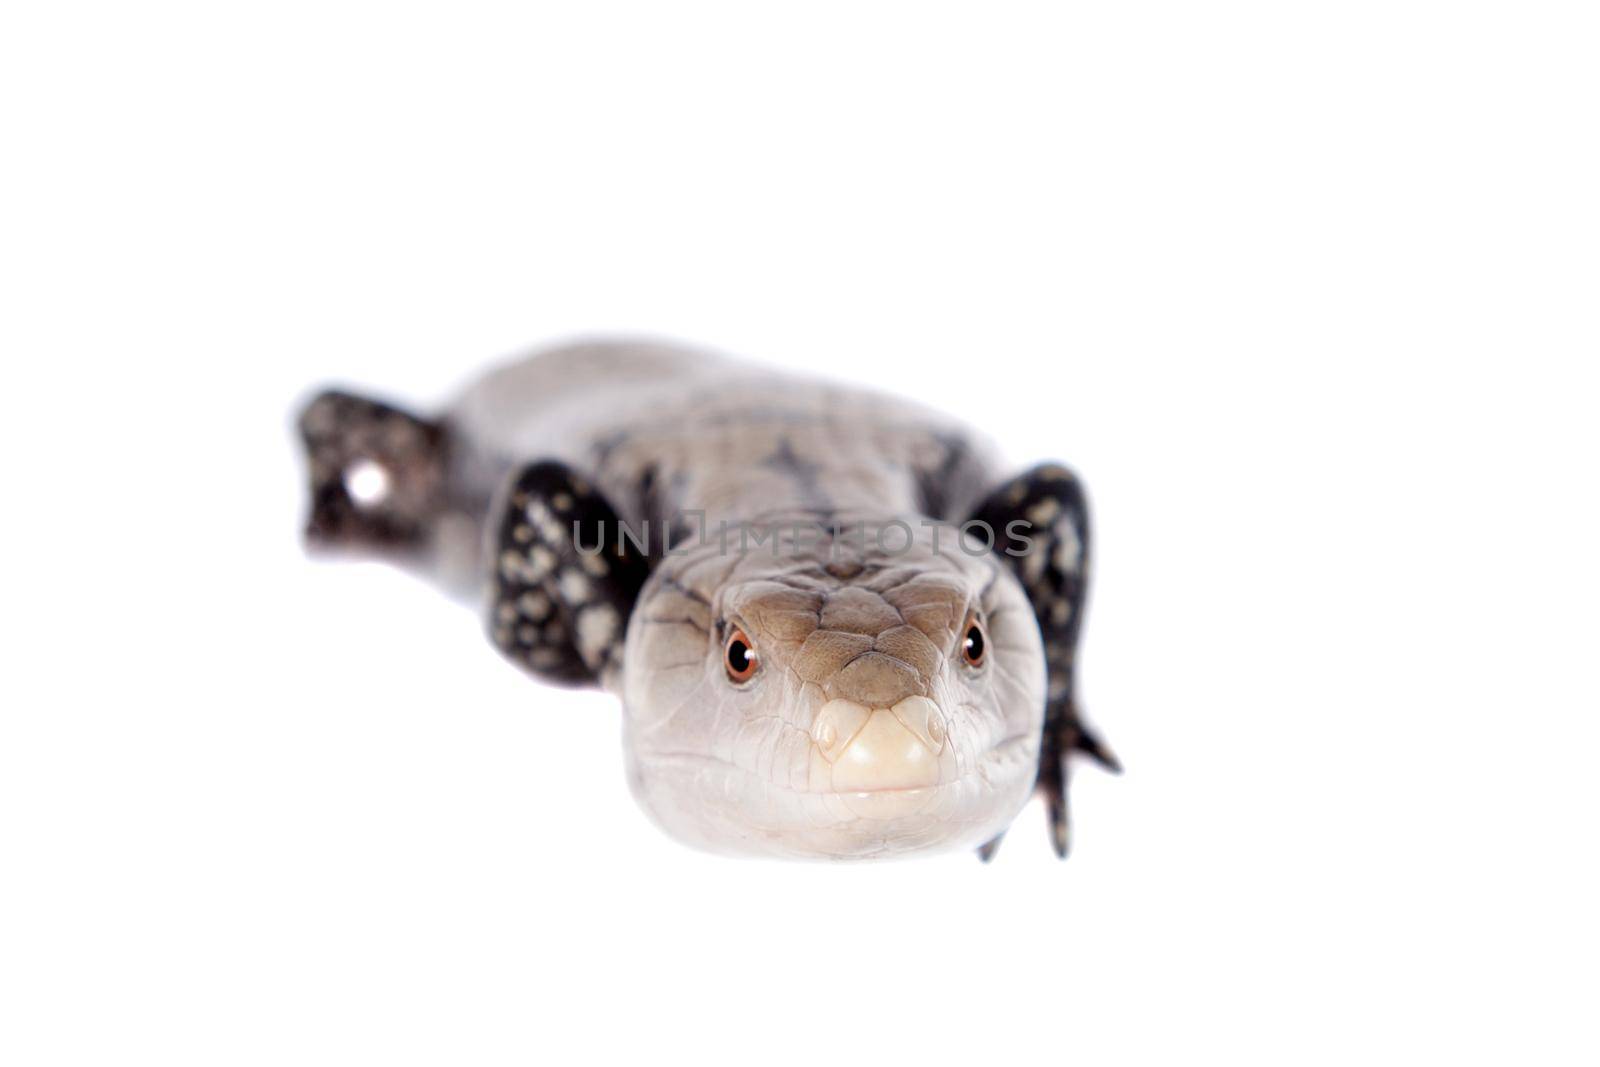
[622,730,1039,860]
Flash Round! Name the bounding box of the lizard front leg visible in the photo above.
[968,462,1120,860]
[487,461,650,688]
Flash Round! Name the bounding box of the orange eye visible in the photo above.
[724,627,758,683]
[960,612,987,668]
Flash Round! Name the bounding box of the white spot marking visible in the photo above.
[344,460,390,507]
[1052,518,1083,575]
[527,547,557,581]
[558,569,590,603]
[576,605,619,662]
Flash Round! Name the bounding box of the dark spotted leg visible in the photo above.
[968,463,1120,860]
[297,389,449,554]
[488,461,650,688]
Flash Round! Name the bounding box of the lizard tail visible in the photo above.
[295,388,450,556]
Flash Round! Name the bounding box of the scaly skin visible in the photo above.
[298,339,1115,860]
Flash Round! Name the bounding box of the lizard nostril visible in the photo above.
[811,699,870,762]
[815,721,837,749]
[890,696,947,754]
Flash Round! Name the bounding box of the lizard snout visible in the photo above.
[808,697,953,817]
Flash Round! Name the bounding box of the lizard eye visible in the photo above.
[960,612,987,668]
[724,627,759,683]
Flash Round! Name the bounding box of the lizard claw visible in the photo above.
[1041,708,1121,861]
[975,833,1006,863]
[1075,723,1123,775]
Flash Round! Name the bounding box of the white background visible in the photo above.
[2,2,1596,1064]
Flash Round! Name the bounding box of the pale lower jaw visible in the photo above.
[836,787,935,820]
[625,741,1039,859]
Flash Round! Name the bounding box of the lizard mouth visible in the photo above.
[628,731,1039,858]
[830,786,937,820]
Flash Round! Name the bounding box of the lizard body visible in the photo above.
[298,339,1116,860]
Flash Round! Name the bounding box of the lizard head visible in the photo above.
[620,515,1046,859]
